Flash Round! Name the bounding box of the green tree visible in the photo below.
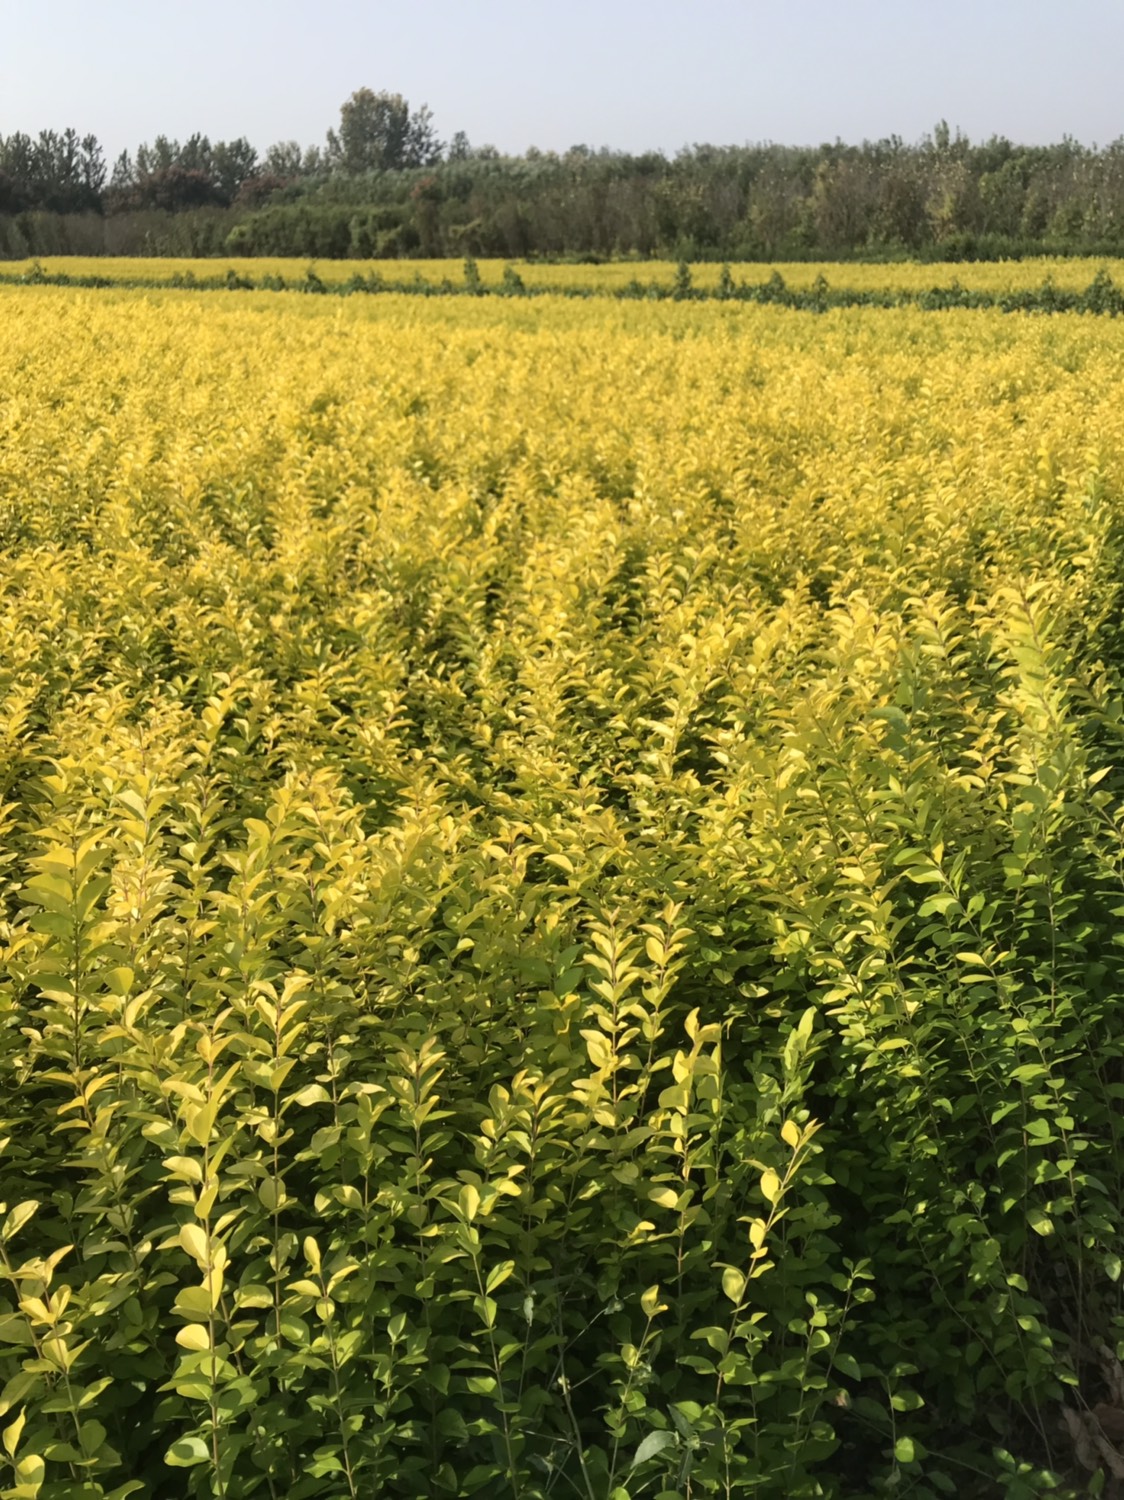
[262,139,305,177]
[326,88,442,173]
[211,137,259,202]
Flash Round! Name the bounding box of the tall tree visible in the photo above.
[326,88,443,172]
[110,150,135,189]
[211,138,259,202]
[263,140,305,177]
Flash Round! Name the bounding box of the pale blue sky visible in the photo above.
[4,0,1121,159]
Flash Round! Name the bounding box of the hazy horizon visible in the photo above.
[4,0,1123,164]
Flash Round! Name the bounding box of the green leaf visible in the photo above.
[165,1435,211,1467]
[485,1260,515,1294]
[890,1389,925,1412]
[79,1418,107,1454]
[436,1408,469,1442]
[670,1402,701,1437]
[1026,1207,1054,1237]
[258,1177,283,1211]
[173,1287,213,1320]
[290,1084,330,1107]
[894,1436,916,1464]
[631,1430,676,1468]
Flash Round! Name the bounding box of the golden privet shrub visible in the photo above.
[1,287,1124,1497]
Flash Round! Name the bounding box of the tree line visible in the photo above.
[4,93,1124,261]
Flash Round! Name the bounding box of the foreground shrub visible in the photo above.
[0,288,1123,1495]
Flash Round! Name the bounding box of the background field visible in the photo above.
[7,253,1124,295]
[1,285,1123,1497]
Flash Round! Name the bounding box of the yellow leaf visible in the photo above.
[640,1284,665,1318]
[175,1323,211,1352]
[2,1408,25,1458]
[163,1156,203,1184]
[16,1452,45,1486]
[760,1169,781,1205]
[722,1266,746,1304]
[179,1223,208,1265]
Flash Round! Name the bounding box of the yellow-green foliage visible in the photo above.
[1,287,1123,1497]
[8,252,1124,293]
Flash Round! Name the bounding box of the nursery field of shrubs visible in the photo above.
[8,253,1124,307]
[2,282,1124,1496]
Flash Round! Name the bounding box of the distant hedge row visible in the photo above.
[6,258,1124,316]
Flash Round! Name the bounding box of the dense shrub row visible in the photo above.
[5,257,1124,317]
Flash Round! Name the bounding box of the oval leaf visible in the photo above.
[631,1429,677,1469]
[175,1324,211,1352]
[165,1435,210,1467]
